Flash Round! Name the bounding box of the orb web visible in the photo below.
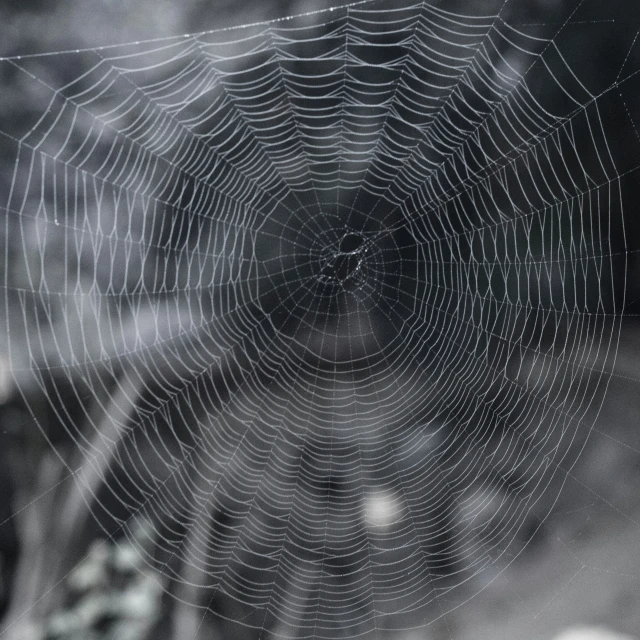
[1,0,638,638]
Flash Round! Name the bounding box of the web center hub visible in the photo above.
[319,232,366,285]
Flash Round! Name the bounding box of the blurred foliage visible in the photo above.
[39,522,163,640]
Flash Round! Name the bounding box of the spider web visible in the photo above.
[1,0,639,638]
